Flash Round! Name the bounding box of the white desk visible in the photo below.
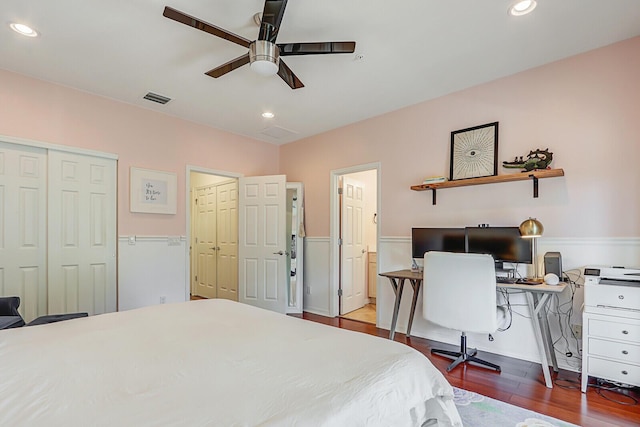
[380,269,567,389]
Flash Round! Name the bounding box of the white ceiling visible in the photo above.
[2,1,640,145]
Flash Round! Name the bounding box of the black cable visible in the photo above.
[591,380,639,406]
[553,377,581,390]
[497,289,513,331]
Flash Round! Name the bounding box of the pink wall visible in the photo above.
[0,69,279,235]
[279,36,640,238]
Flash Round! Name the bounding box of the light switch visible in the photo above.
[128,236,136,245]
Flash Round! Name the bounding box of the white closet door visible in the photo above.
[194,185,217,299]
[216,180,238,301]
[0,142,47,321]
[47,150,116,315]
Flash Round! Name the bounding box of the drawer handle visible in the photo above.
[621,370,628,375]
[622,350,629,355]
[622,330,629,335]
[618,295,624,299]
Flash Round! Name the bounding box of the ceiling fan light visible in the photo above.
[250,40,280,76]
[251,59,279,76]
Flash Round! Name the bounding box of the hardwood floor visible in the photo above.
[299,312,640,427]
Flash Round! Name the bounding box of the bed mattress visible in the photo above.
[0,299,461,426]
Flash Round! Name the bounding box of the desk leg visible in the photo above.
[406,279,422,338]
[388,277,406,340]
[537,294,559,372]
[526,292,553,388]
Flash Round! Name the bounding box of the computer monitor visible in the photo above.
[411,228,466,259]
[465,226,533,265]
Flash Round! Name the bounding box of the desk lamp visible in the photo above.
[519,217,544,282]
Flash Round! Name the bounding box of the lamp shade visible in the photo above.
[519,218,544,238]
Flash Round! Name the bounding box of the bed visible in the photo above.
[0,299,462,426]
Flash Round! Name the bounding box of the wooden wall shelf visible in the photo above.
[411,168,565,205]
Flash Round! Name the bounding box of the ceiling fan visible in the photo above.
[163,0,356,89]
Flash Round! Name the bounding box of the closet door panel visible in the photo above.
[0,142,47,322]
[216,181,238,301]
[48,151,116,315]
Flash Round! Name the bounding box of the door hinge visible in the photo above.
[338,187,343,195]
[338,289,343,297]
[338,238,343,246]
[195,275,198,282]
[195,198,198,204]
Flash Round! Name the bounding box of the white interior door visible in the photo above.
[47,150,116,315]
[194,185,217,299]
[238,175,287,313]
[216,180,238,301]
[0,142,47,322]
[340,176,366,314]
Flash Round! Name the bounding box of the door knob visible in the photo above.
[273,251,289,256]
[210,247,217,250]
[361,249,366,254]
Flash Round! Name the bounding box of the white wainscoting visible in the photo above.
[118,236,187,311]
[303,235,640,372]
[303,237,332,316]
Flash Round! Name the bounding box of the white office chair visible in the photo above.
[423,251,507,372]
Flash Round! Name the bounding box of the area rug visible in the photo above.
[453,387,579,427]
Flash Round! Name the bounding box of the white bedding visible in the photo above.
[0,299,462,426]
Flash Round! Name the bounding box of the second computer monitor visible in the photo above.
[465,226,533,264]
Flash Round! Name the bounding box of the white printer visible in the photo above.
[581,266,640,392]
[583,266,640,319]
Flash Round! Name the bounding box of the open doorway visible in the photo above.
[187,168,240,301]
[185,167,305,314]
[330,165,379,325]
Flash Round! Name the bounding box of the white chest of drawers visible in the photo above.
[581,279,640,392]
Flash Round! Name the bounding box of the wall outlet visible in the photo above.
[160,296,166,304]
[128,235,136,245]
[168,236,181,246]
[571,324,582,340]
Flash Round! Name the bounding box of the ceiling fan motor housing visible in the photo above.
[250,40,280,75]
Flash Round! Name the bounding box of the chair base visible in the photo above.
[431,332,501,373]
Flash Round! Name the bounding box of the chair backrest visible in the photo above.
[0,296,21,317]
[423,251,498,334]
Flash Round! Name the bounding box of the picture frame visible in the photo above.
[130,167,177,214]
[450,122,499,181]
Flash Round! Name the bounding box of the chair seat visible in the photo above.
[0,316,25,330]
[27,313,88,326]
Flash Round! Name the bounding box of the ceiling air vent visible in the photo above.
[260,126,298,140]
[143,92,171,105]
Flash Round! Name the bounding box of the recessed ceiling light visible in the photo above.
[9,22,38,37]
[508,0,537,16]
[262,112,275,119]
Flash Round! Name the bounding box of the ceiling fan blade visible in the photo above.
[258,0,288,42]
[277,60,304,89]
[205,53,251,78]
[163,6,252,48]
[278,42,356,56]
